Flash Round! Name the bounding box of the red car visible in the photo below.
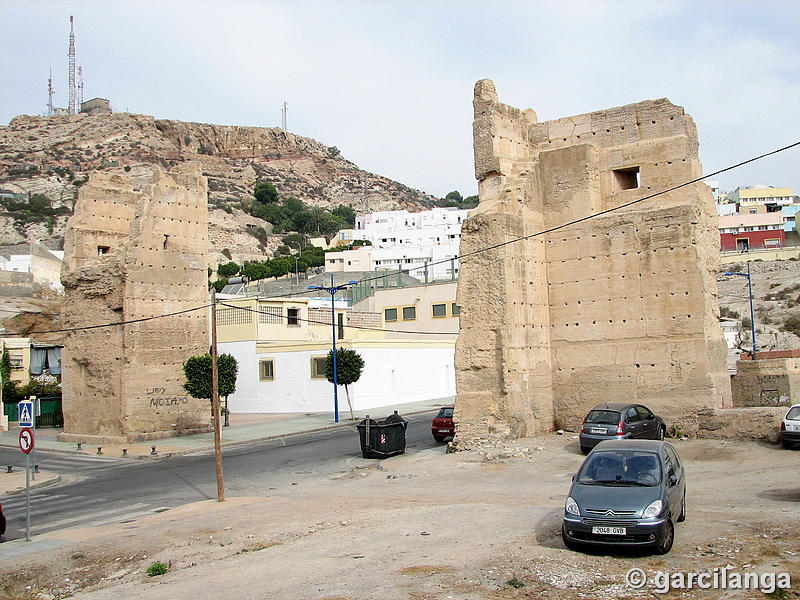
[431,406,455,442]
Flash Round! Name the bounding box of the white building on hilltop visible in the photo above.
[327,207,470,281]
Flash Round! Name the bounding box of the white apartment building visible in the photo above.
[216,295,455,414]
[326,207,471,281]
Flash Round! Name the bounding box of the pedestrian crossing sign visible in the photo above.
[18,401,33,428]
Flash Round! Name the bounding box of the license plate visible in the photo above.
[590,427,606,434]
[592,526,626,535]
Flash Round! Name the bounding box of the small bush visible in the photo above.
[506,576,525,589]
[146,562,168,577]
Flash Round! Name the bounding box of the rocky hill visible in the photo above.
[0,112,433,264]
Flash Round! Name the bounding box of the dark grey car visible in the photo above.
[562,439,686,554]
[579,402,666,455]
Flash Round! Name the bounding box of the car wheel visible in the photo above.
[781,438,792,449]
[656,520,674,555]
[433,435,445,443]
[561,524,580,551]
[658,426,665,440]
[677,491,686,522]
[580,445,590,455]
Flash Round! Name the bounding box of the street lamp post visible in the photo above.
[288,241,301,285]
[725,262,757,356]
[309,275,357,423]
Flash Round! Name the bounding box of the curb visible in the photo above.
[0,408,438,460]
[1,474,61,496]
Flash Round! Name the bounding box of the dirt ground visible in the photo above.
[1,435,798,600]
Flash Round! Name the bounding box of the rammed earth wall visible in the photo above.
[453,80,731,448]
[58,164,211,444]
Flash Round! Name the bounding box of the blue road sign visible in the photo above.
[18,401,33,428]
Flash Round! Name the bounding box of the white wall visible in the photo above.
[220,341,455,414]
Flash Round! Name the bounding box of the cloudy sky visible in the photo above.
[1,1,799,199]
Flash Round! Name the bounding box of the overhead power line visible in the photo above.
[15,140,799,336]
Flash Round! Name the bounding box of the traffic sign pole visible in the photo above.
[18,427,34,542]
[25,451,30,541]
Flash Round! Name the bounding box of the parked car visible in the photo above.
[579,402,666,454]
[562,439,686,555]
[780,403,800,449]
[431,405,455,442]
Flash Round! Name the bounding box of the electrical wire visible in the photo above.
[11,140,800,336]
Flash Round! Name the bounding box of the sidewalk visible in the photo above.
[0,397,451,461]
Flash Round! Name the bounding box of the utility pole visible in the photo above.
[210,288,224,501]
[281,101,288,130]
[68,16,76,115]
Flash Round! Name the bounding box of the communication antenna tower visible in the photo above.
[68,16,76,115]
[77,66,84,106]
[281,101,288,130]
[47,68,54,116]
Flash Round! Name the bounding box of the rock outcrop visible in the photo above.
[0,113,432,265]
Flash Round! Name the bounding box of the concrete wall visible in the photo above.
[453,80,731,448]
[221,340,455,414]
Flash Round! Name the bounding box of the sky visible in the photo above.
[1,1,799,200]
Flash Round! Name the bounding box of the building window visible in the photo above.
[97,245,110,255]
[259,359,275,381]
[384,308,398,322]
[287,308,299,326]
[451,303,461,316]
[402,306,416,321]
[612,166,640,191]
[432,303,447,318]
[311,356,327,379]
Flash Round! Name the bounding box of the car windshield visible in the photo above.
[437,407,454,418]
[585,410,620,425]
[577,451,661,486]
[786,406,800,421]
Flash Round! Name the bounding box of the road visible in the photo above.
[0,412,439,541]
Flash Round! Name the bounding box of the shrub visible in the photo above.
[146,562,168,577]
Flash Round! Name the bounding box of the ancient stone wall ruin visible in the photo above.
[58,164,211,444]
[453,80,731,447]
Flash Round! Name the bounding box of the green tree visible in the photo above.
[0,346,11,383]
[445,190,463,202]
[325,348,364,420]
[282,233,305,248]
[241,261,271,281]
[253,181,278,204]
[269,256,292,280]
[183,353,239,407]
[217,262,240,278]
[331,204,356,227]
[211,279,228,293]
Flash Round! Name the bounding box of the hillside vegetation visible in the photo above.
[0,112,433,264]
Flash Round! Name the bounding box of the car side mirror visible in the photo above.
[647,414,655,420]
[668,473,678,487]
[571,474,575,482]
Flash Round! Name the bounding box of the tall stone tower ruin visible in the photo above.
[59,164,211,444]
[453,80,731,447]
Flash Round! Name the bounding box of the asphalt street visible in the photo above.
[0,412,439,541]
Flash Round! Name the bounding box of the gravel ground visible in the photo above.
[0,434,798,600]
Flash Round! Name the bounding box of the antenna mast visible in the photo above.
[77,66,84,106]
[281,101,288,130]
[68,16,76,115]
[47,68,54,116]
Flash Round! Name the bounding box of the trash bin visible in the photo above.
[356,411,408,458]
